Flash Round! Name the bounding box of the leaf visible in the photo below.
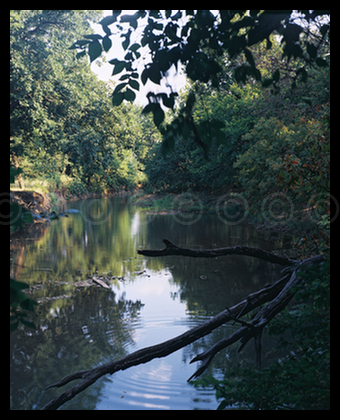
[100,14,118,31]
[129,43,141,52]
[124,88,136,102]
[88,40,102,63]
[76,50,86,59]
[111,61,126,76]
[315,57,328,67]
[119,74,130,81]
[161,136,175,156]
[148,66,162,84]
[153,105,165,127]
[120,14,138,30]
[171,11,182,21]
[121,29,131,50]
[272,69,280,82]
[112,82,127,96]
[262,77,273,87]
[112,91,124,106]
[83,34,103,41]
[306,42,317,59]
[102,36,112,52]
[244,48,255,67]
[142,103,164,127]
[141,103,155,114]
[128,79,139,91]
[162,92,178,109]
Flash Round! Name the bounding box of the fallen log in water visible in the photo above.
[138,238,298,266]
[40,239,325,410]
[92,277,111,289]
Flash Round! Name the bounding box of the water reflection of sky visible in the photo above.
[94,270,218,410]
[11,197,285,410]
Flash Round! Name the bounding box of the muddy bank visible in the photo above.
[10,191,51,216]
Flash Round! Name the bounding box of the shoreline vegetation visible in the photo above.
[10,187,317,240]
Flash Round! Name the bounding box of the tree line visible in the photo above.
[10,10,159,196]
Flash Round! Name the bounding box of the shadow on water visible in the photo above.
[10,196,291,410]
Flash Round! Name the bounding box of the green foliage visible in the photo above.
[79,9,329,162]
[10,10,154,195]
[234,108,330,221]
[76,10,329,114]
[193,255,330,410]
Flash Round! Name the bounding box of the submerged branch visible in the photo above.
[138,239,297,266]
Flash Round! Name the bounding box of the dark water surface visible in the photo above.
[10,196,289,410]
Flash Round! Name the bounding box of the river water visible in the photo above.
[10,196,290,410]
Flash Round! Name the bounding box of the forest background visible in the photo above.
[10,10,329,219]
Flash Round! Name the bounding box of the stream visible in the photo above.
[10,195,291,410]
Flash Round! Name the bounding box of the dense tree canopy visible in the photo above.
[73,10,329,123]
[10,10,157,194]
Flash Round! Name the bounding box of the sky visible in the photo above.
[90,10,187,106]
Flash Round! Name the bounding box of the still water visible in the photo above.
[10,196,287,410]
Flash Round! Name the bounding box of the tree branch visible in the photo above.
[138,239,297,266]
[187,254,325,380]
[41,272,289,410]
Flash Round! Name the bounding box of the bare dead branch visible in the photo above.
[138,239,297,266]
[187,254,325,380]
[41,234,324,410]
[41,272,289,410]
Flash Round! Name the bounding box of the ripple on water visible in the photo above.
[95,312,218,410]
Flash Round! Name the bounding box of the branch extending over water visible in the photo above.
[41,273,289,410]
[138,239,297,266]
[41,236,324,410]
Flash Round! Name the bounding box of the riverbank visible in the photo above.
[131,192,223,215]
[10,188,324,260]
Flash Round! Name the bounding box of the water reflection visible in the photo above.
[10,197,288,410]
